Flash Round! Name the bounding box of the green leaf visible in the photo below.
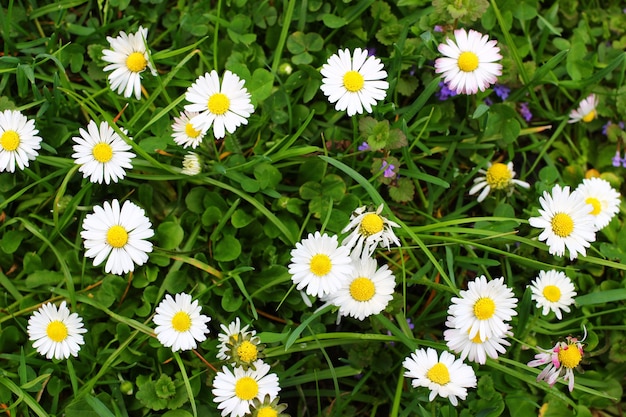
[0,229,26,254]
[388,177,415,203]
[231,209,254,228]
[25,270,64,288]
[321,14,348,28]
[221,286,243,312]
[213,235,242,262]
[247,68,274,104]
[254,162,282,189]
[157,222,184,250]
[575,289,626,306]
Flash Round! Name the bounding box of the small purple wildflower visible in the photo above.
[437,81,458,101]
[612,151,622,167]
[381,161,396,178]
[358,142,370,151]
[406,318,415,331]
[493,84,510,101]
[367,47,377,57]
[434,25,444,33]
[622,156,626,168]
[519,102,532,122]
[602,121,625,136]
[484,97,493,106]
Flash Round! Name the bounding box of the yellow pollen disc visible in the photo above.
[349,277,376,302]
[257,407,278,417]
[207,93,230,115]
[185,122,201,138]
[457,51,479,72]
[1,130,20,151]
[551,213,574,238]
[359,213,384,236]
[558,344,582,369]
[343,70,365,92]
[126,52,148,72]
[426,362,450,385]
[470,331,485,344]
[542,285,561,303]
[171,311,192,332]
[92,142,113,163]
[473,297,496,320]
[234,376,259,401]
[582,110,597,123]
[237,340,258,363]
[585,197,602,216]
[485,163,513,190]
[106,225,129,248]
[46,320,69,342]
[309,254,332,277]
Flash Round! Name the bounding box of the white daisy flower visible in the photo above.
[319,48,389,116]
[81,199,154,275]
[444,321,511,365]
[212,360,280,417]
[403,348,477,406]
[153,292,211,352]
[568,94,598,124]
[528,336,584,392]
[528,184,597,260]
[102,26,157,100]
[447,276,518,342]
[0,109,42,173]
[434,28,502,95]
[181,152,201,176]
[184,70,254,139]
[341,204,401,258]
[575,177,621,230]
[288,231,353,298]
[468,161,530,203]
[216,317,256,361]
[528,270,576,320]
[27,301,87,360]
[326,256,395,320]
[71,120,135,184]
[171,110,206,149]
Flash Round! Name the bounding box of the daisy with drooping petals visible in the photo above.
[102,26,157,100]
[71,120,135,184]
[153,292,211,352]
[320,48,389,116]
[528,336,584,392]
[27,301,87,360]
[529,184,597,260]
[181,152,201,175]
[171,110,206,149]
[575,177,621,230]
[403,348,477,406]
[212,360,280,417]
[341,204,401,258]
[184,70,254,139]
[81,199,154,275]
[447,276,518,342]
[217,317,256,361]
[568,94,598,124]
[0,109,42,173]
[434,28,502,95]
[468,161,530,202]
[288,231,353,298]
[443,321,512,365]
[529,270,576,320]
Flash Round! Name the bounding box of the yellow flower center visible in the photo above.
[46,320,69,342]
[551,213,574,238]
[542,285,561,303]
[237,340,258,363]
[349,277,376,302]
[359,213,384,236]
[558,344,582,369]
[106,225,129,248]
[126,52,148,73]
[582,110,597,123]
[457,51,479,72]
[257,406,278,417]
[171,311,192,332]
[426,362,450,385]
[1,130,20,151]
[585,197,601,216]
[485,163,513,190]
[343,70,365,92]
[185,122,202,138]
[207,93,230,115]
[234,376,258,400]
[309,254,332,277]
[92,142,113,163]
[470,331,485,344]
[473,297,496,320]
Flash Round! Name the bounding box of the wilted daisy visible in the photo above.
[341,204,401,258]
[327,256,395,321]
[320,48,389,116]
[568,94,598,124]
[212,360,280,417]
[528,336,584,392]
[171,110,206,149]
[529,270,576,320]
[468,161,530,202]
[529,184,597,260]
[81,199,154,275]
[102,26,157,100]
[443,322,511,365]
[0,109,42,173]
[181,152,201,175]
[403,348,477,406]
[217,317,256,361]
[27,301,87,360]
[575,177,621,230]
[434,28,502,95]
[184,70,254,139]
[153,292,211,352]
[71,120,135,184]
[447,276,518,342]
[288,231,353,298]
